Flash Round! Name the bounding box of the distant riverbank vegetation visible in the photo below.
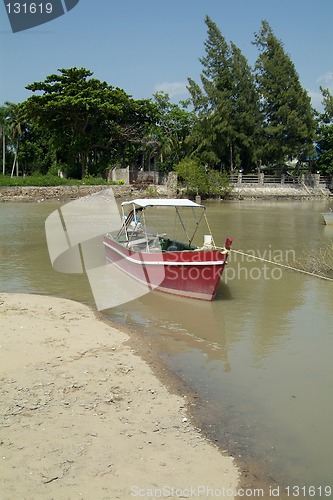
[1,17,332,196]
[0,173,122,187]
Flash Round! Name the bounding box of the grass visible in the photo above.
[0,174,123,187]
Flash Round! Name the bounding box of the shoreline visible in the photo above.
[0,185,133,202]
[0,292,239,499]
[0,183,331,202]
[117,306,295,500]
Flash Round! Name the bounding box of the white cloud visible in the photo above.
[308,89,323,111]
[317,72,333,89]
[153,81,189,99]
[309,73,333,111]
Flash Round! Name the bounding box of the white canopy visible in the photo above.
[121,198,205,209]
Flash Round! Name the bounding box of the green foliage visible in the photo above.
[174,157,230,197]
[187,16,261,171]
[0,101,27,176]
[253,20,316,166]
[81,175,108,185]
[23,67,155,178]
[143,186,159,198]
[316,88,333,175]
[138,92,195,172]
[0,174,72,186]
[175,158,207,195]
[316,125,333,175]
[0,174,120,187]
[320,87,333,123]
[207,169,232,197]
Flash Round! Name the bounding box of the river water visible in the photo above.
[1,199,332,496]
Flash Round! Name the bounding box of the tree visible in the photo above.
[316,87,333,175]
[24,67,155,178]
[228,42,262,171]
[187,16,232,168]
[0,102,26,177]
[139,92,195,171]
[187,16,260,171]
[0,105,9,175]
[319,86,333,123]
[253,20,316,168]
[18,123,57,175]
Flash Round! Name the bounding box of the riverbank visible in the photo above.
[0,293,239,499]
[230,184,331,199]
[0,183,331,202]
[0,185,133,202]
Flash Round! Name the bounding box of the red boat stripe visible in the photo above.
[103,242,226,266]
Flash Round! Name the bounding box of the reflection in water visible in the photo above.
[123,271,333,488]
[139,292,233,373]
[1,199,333,491]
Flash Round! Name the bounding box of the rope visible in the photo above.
[227,248,333,282]
[204,214,217,248]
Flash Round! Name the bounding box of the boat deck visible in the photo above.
[115,234,198,253]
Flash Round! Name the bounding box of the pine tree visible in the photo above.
[229,42,262,170]
[253,20,316,168]
[187,16,260,171]
[187,16,232,167]
[316,87,333,175]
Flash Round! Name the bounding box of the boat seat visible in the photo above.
[127,237,149,248]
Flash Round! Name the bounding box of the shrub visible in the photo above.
[0,174,118,187]
[174,157,231,198]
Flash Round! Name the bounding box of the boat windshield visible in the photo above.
[116,199,211,250]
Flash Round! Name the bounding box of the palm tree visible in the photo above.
[0,106,9,175]
[4,102,25,177]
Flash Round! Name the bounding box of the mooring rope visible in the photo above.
[204,213,217,248]
[224,248,333,282]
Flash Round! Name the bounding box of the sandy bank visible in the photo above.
[0,293,239,499]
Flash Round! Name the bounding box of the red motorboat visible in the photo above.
[103,198,232,300]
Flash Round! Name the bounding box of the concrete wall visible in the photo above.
[107,167,130,184]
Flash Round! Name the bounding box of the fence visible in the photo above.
[229,172,332,189]
[108,168,332,191]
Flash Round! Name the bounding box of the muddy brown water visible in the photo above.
[1,199,332,497]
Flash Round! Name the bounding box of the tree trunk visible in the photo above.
[11,152,17,177]
[229,142,234,172]
[80,152,88,178]
[16,140,19,176]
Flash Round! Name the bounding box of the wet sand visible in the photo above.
[0,293,239,499]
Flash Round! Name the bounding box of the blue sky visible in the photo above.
[0,0,332,110]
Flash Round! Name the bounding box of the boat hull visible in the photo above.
[103,236,230,300]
